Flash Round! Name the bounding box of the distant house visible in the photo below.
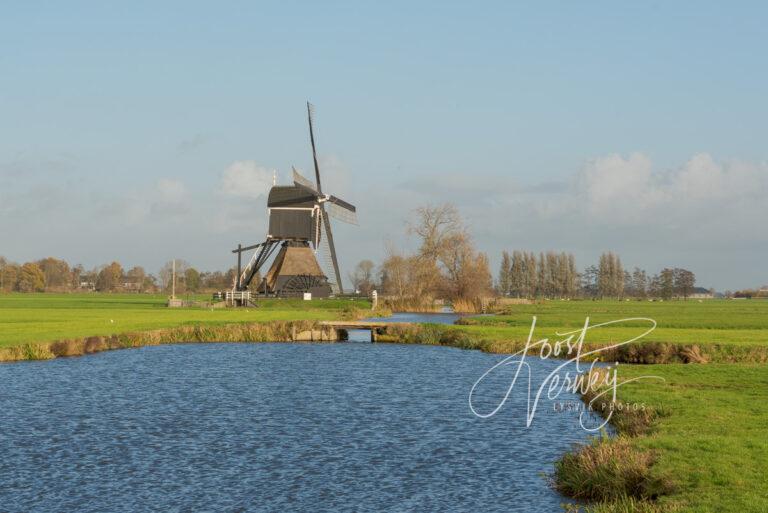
[689,287,714,299]
[122,277,143,292]
[79,279,95,291]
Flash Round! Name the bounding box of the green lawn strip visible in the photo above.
[472,299,768,330]
[603,364,768,513]
[0,293,370,347]
[457,324,768,347]
[455,300,768,358]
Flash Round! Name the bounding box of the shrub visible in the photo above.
[554,436,674,502]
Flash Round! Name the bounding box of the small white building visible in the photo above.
[689,287,714,299]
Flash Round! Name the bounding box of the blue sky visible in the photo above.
[1,2,767,290]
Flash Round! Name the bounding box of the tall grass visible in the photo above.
[554,436,674,503]
[0,319,332,362]
[380,296,443,312]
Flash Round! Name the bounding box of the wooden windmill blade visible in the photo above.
[317,208,342,294]
[304,102,344,293]
[307,102,322,193]
[292,166,318,192]
[326,195,358,225]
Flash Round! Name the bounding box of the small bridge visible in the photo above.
[319,321,414,342]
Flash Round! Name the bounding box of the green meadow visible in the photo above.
[459,299,768,351]
[460,300,768,512]
[602,363,768,513]
[0,293,368,348]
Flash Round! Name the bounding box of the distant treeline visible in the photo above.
[343,204,709,305]
[497,250,701,300]
[0,256,237,294]
[343,204,720,303]
[2,203,741,300]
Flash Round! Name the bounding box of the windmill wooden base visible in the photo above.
[260,242,332,297]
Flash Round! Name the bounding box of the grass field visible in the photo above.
[454,300,768,364]
[602,363,768,513]
[460,300,768,512]
[0,293,369,348]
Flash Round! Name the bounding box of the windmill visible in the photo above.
[231,103,357,298]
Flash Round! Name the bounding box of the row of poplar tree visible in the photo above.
[497,250,698,299]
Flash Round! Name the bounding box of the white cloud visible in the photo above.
[571,152,768,226]
[577,152,662,221]
[221,161,274,199]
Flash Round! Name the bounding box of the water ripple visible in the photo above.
[0,336,600,512]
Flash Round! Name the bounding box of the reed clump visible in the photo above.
[554,367,674,512]
[554,436,674,503]
[378,323,488,351]
[380,297,443,313]
[381,323,445,345]
[336,304,392,321]
[0,319,330,362]
[450,297,484,314]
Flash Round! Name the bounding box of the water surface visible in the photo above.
[0,314,600,512]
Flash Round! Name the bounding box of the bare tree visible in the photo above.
[159,260,190,292]
[350,259,376,295]
[409,204,463,262]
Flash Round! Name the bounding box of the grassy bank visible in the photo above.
[454,299,768,363]
[555,364,768,513]
[377,324,768,364]
[0,293,370,346]
[0,319,337,362]
[0,293,373,360]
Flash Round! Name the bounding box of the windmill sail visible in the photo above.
[292,167,318,192]
[327,201,358,225]
[307,102,323,193]
[317,216,341,294]
[294,166,357,224]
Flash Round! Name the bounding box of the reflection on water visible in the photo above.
[372,311,461,325]
[345,311,460,343]
[0,330,601,512]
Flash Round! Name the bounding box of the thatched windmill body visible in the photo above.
[232,103,357,297]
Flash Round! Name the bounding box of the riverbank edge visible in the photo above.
[5,320,763,364]
[0,319,347,362]
[376,323,768,364]
[0,304,400,363]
